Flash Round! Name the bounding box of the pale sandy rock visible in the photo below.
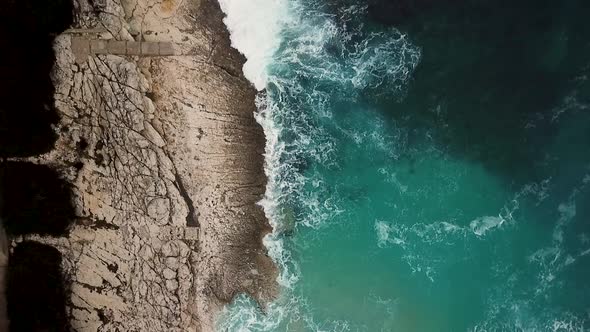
[22,0,278,331]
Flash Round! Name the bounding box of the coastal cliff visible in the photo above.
[3,0,277,330]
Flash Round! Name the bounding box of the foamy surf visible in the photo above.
[215,0,301,329]
[214,0,590,330]
[216,0,421,329]
[469,215,505,236]
[216,0,290,90]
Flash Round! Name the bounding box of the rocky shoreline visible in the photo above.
[1,0,277,331]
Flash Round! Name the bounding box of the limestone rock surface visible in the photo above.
[25,0,278,330]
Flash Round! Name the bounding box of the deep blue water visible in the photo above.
[218,0,590,330]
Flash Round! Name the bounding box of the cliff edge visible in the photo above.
[20,0,277,330]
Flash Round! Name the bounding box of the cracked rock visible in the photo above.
[25,0,279,330]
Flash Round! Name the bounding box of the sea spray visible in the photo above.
[215,0,590,331]
[216,0,420,329]
[216,0,290,90]
[215,0,299,329]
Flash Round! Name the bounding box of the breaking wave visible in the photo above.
[215,0,590,330]
[217,0,420,329]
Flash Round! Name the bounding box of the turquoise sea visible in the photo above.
[218,0,590,330]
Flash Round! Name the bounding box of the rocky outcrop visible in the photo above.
[18,0,277,330]
[1,1,75,330]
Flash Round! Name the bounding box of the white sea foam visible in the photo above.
[254,95,300,289]
[471,173,590,332]
[217,0,421,329]
[217,293,294,332]
[217,0,290,90]
[217,0,590,329]
[527,172,590,297]
[277,10,420,92]
[375,220,406,248]
[215,0,298,329]
[374,219,470,281]
[470,294,588,332]
[469,215,505,236]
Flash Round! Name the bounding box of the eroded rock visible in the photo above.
[20,0,279,330]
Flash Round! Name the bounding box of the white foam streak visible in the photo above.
[469,216,505,236]
[375,220,399,248]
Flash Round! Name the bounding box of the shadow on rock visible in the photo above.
[7,241,70,332]
[0,162,75,237]
[0,0,73,157]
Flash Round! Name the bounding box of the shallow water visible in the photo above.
[218,0,590,330]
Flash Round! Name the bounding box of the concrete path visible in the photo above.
[71,37,177,63]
